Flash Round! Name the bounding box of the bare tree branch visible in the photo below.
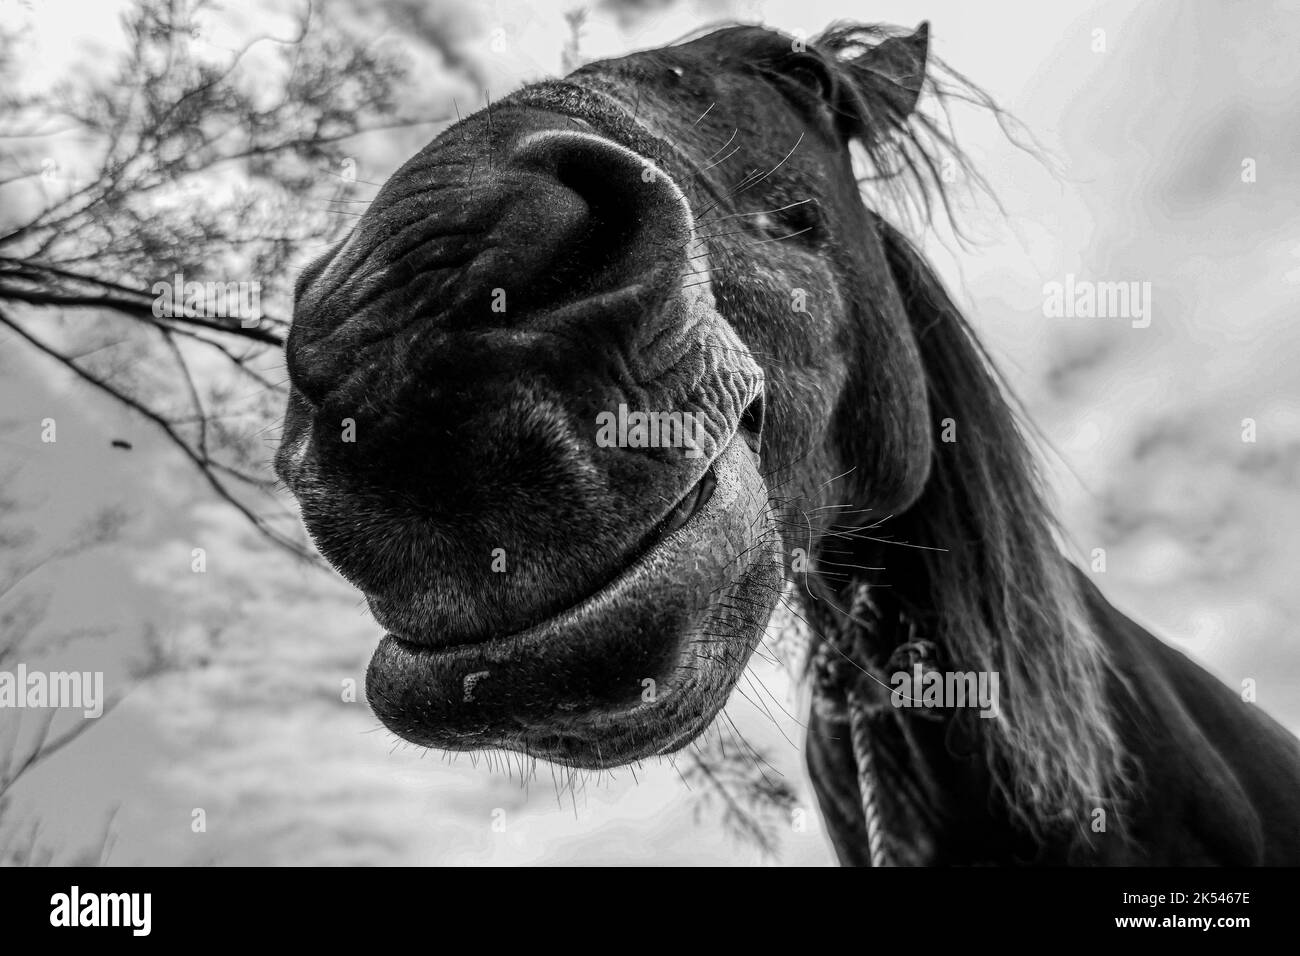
[0,305,309,556]
[0,0,444,558]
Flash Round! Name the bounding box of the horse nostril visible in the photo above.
[510,128,662,202]
[506,127,694,300]
[283,111,702,422]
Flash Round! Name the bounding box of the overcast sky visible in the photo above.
[2,0,1297,865]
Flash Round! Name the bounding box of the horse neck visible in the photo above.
[804,566,1089,865]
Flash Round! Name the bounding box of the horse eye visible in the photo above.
[782,54,834,100]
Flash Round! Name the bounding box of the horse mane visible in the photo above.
[877,223,1129,836]
[812,24,1130,835]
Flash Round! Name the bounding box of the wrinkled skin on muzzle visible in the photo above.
[276,25,935,767]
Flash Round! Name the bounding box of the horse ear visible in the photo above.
[859,22,929,118]
[822,22,930,138]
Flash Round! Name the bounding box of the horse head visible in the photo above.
[275,23,1123,839]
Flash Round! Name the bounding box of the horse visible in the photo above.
[274,21,1300,865]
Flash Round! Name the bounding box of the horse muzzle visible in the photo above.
[365,432,782,767]
[276,101,779,766]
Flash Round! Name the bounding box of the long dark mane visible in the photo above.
[812,24,1129,833]
[878,223,1129,832]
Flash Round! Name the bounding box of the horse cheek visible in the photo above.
[835,303,933,514]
